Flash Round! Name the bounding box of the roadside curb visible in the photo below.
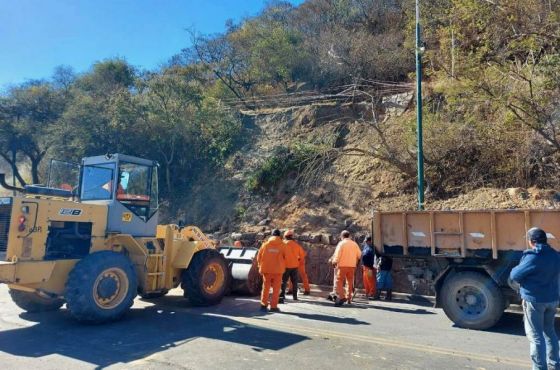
[306,284,436,305]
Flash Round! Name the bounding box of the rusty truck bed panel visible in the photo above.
[373,209,560,259]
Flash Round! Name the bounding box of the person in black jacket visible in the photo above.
[374,255,393,301]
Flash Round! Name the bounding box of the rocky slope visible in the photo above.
[211,96,560,237]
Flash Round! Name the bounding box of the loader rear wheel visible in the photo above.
[181,249,229,306]
[441,271,505,330]
[9,289,64,312]
[65,251,137,323]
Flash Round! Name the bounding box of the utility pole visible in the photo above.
[10,142,17,196]
[415,0,425,211]
[451,27,455,79]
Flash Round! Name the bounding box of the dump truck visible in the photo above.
[0,153,239,323]
[373,209,560,330]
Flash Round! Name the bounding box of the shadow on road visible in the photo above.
[368,305,435,315]
[0,303,308,369]
[295,298,370,309]
[280,311,371,325]
[482,312,560,337]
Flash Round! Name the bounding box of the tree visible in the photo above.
[136,66,203,196]
[55,59,140,159]
[0,81,67,184]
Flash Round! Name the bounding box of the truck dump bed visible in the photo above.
[374,209,560,259]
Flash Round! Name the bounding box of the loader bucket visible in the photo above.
[218,247,262,295]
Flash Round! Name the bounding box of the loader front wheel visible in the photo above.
[65,251,137,323]
[181,249,229,306]
[9,289,64,312]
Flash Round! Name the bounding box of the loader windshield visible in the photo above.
[81,165,114,201]
[47,160,80,192]
[117,162,158,220]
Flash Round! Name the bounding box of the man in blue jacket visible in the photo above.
[510,227,560,370]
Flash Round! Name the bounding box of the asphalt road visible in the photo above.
[0,285,545,370]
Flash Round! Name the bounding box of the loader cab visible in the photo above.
[80,154,159,237]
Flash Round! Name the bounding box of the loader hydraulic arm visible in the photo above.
[179,226,216,249]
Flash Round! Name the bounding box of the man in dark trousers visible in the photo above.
[510,227,560,370]
[374,254,393,301]
[280,230,305,303]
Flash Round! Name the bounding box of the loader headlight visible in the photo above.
[18,215,26,232]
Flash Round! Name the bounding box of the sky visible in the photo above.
[0,0,304,89]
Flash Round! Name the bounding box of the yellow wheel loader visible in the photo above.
[0,154,232,323]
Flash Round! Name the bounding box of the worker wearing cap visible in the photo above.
[280,230,305,302]
[510,227,560,370]
[257,229,286,312]
[332,230,361,306]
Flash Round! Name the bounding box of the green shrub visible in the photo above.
[245,141,328,193]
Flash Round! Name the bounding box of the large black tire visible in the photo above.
[441,271,505,330]
[182,249,230,306]
[9,289,64,312]
[65,251,137,323]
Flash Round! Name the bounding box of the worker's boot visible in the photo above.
[385,290,392,301]
[278,297,285,304]
[303,290,311,296]
[334,297,347,307]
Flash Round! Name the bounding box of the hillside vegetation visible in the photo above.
[1,0,559,232]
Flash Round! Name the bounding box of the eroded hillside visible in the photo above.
[175,94,560,237]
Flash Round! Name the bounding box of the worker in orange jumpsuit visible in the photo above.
[257,229,286,312]
[287,251,311,296]
[332,230,361,306]
[280,230,305,302]
[361,236,377,299]
[298,246,311,295]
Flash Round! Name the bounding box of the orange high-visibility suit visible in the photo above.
[284,240,304,269]
[257,236,286,309]
[282,239,305,298]
[362,266,377,297]
[333,238,361,303]
[288,244,310,294]
[298,251,310,293]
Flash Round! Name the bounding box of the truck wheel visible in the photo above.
[9,289,64,312]
[441,271,505,330]
[65,251,137,323]
[181,249,229,306]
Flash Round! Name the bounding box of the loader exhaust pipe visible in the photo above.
[0,174,24,193]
